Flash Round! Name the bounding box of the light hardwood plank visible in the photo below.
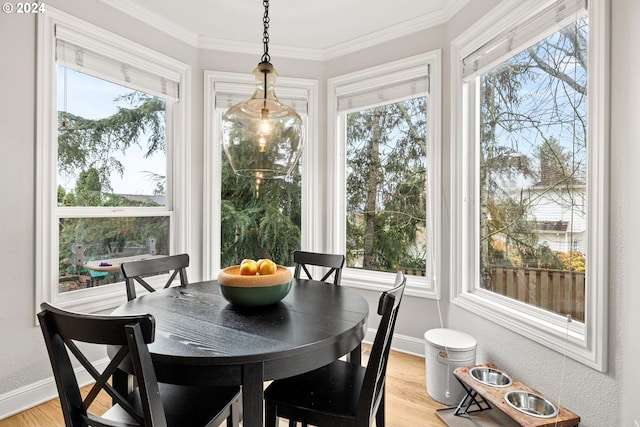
[0,348,448,426]
[0,388,112,427]
[367,347,448,427]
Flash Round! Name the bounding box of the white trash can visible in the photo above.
[424,328,477,407]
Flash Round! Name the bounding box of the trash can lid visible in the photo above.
[424,328,477,351]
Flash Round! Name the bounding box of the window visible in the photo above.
[203,71,318,279]
[36,8,191,313]
[328,52,442,297]
[451,0,609,371]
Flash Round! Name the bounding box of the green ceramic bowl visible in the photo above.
[217,265,293,306]
[219,281,292,306]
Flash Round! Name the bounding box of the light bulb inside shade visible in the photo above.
[221,62,304,179]
[259,118,272,135]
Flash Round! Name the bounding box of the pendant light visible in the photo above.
[222,0,304,186]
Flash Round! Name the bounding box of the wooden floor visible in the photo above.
[0,347,448,427]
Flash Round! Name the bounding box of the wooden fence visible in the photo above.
[486,266,585,322]
[398,265,584,322]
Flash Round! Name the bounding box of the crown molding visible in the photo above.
[100,0,469,61]
[197,37,326,61]
[99,0,199,46]
[323,12,446,60]
[199,10,450,62]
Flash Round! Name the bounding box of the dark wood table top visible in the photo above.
[111,278,369,427]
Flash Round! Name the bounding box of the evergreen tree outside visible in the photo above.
[345,96,427,274]
[219,151,301,268]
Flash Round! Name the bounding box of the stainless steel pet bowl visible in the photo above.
[504,390,558,418]
[469,366,513,387]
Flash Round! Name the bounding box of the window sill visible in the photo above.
[48,274,173,315]
[453,289,605,371]
[49,282,129,314]
[341,268,438,299]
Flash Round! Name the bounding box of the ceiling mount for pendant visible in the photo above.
[221,0,304,186]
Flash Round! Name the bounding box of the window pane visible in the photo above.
[478,19,588,321]
[219,111,302,267]
[58,216,170,292]
[57,67,167,207]
[345,97,427,276]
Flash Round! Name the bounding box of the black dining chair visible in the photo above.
[264,271,407,427]
[38,302,241,427]
[121,253,189,300]
[293,250,346,286]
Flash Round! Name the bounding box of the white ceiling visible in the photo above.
[102,0,470,59]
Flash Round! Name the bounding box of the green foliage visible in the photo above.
[219,154,301,267]
[58,92,165,192]
[346,97,427,272]
[538,137,579,186]
[59,216,169,283]
[556,250,586,272]
[75,167,102,206]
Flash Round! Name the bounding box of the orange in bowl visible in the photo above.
[217,265,293,306]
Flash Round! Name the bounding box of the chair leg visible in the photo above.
[112,368,134,404]
[376,394,385,427]
[265,400,278,427]
[227,396,240,427]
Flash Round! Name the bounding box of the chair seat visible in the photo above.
[105,383,241,426]
[264,360,366,424]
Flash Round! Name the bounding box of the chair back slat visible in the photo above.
[293,250,345,285]
[121,254,189,300]
[357,271,406,424]
[126,323,166,426]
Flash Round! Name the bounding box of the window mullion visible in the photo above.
[56,207,173,218]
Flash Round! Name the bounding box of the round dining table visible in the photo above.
[111,278,369,427]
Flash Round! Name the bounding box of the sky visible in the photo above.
[57,67,166,195]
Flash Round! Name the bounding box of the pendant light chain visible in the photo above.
[261,0,271,64]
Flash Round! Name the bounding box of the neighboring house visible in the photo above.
[527,184,587,253]
[525,141,587,253]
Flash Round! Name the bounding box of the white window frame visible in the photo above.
[450,0,609,371]
[203,70,318,279]
[327,51,442,298]
[35,7,192,314]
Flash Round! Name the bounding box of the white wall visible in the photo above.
[612,0,640,425]
[0,4,43,398]
[0,0,638,425]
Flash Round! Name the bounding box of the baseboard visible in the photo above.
[0,358,110,420]
[364,329,426,358]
